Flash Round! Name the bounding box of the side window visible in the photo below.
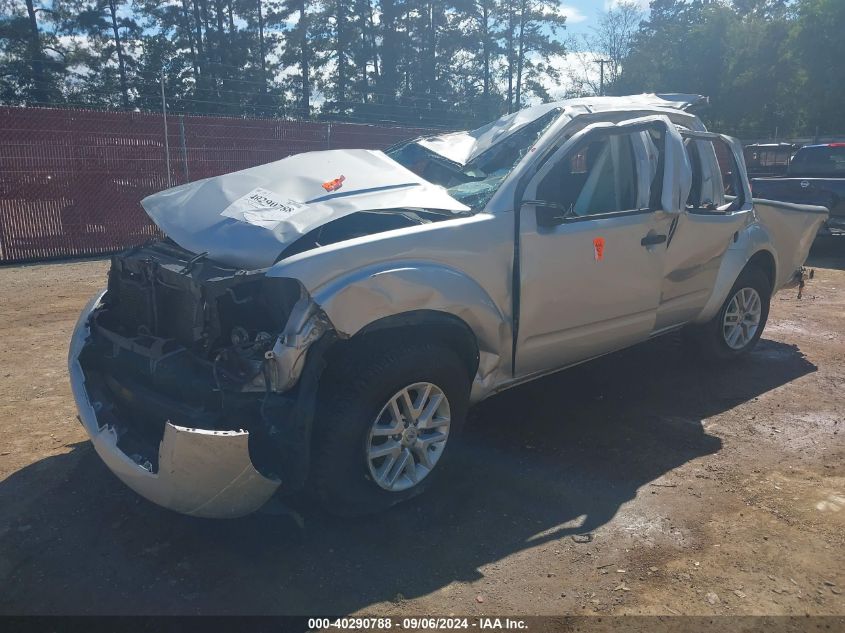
[714,139,743,202]
[684,137,745,212]
[536,132,639,218]
[684,139,704,208]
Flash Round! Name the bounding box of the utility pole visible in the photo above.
[160,68,172,188]
[597,59,611,96]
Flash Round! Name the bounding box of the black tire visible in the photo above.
[683,265,772,362]
[310,337,471,516]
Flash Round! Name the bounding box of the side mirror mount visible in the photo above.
[522,199,574,227]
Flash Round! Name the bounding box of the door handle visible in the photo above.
[641,233,667,246]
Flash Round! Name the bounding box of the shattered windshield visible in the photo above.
[387,109,561,211]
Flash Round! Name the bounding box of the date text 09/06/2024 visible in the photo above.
[307,617,529,630]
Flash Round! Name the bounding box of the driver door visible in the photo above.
[514,116,690,377]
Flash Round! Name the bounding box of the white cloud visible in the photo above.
[605,0,650,9]
[522,50,602,104]
[557,3,588,24]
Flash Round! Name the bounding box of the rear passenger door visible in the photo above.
[654,132,753,331]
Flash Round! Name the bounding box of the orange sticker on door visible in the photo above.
[593,237,605,262]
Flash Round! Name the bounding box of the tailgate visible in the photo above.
[752,199,828,290]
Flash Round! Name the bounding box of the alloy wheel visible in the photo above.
[723,287,763,350]
[366,382,451,492]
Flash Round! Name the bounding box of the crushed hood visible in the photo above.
[141,149,470,270]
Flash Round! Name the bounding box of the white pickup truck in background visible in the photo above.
[69,94,828,518]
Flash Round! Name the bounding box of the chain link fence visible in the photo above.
[0,106,441,263]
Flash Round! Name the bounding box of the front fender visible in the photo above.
[278,261,511,401]
[322,263,509,399]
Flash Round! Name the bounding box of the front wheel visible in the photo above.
[683,265,772,361]
[310,339,471,516]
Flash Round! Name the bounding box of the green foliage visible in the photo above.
[0,0,570,127]
[789,0,845,133]
[0,0,70,105]
[617,0,842,137]
[1,0,842,135]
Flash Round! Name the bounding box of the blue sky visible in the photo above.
[561,0,650,36]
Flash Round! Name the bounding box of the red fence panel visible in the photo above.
[0,107,443,264]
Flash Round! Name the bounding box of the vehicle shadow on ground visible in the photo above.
[807,236,845,271]
[0,337,816,615]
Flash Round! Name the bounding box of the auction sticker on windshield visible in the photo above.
[221,186,308,229]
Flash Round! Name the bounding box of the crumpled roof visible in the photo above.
[416,93,707,165]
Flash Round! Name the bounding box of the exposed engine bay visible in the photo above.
[78,240,317,485]
[275,208,458,260]
[94,240,298,390]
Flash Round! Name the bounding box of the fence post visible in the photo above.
[327,121,332,150]
[160,69,172,187]
[179,115,189,182]
[0,208,5,262]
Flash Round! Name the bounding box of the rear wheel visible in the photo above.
[310,338,471,516]
[684,265,771,361]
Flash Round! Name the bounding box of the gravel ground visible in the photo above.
[0,242,843,616]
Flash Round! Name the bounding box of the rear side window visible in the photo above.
[683,137,744,212]
[789,146,845,177]
[536,132,639,217]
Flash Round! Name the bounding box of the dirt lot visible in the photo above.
[0,243,843,617]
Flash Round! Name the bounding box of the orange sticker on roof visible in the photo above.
[593,236,605,262]
[322,175,346,192]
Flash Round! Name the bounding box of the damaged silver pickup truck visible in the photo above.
[69,94,828,518]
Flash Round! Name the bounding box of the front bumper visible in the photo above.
[68,291,281,518]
